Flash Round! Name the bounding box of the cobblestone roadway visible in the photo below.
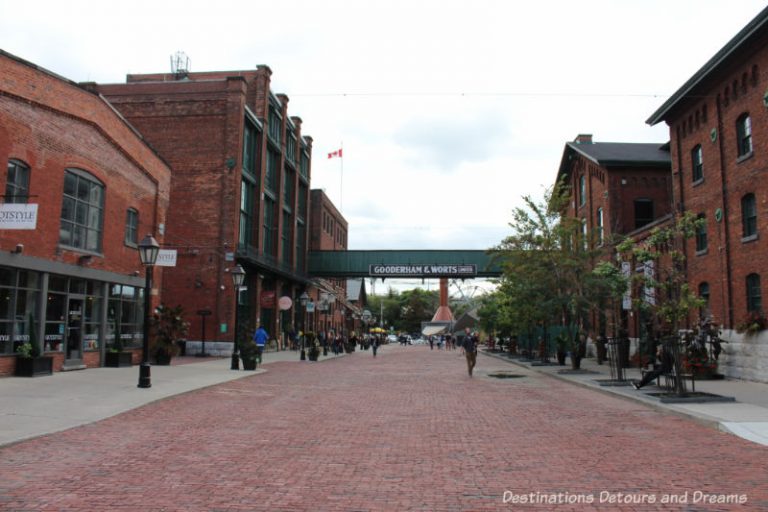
[1,347,767,511]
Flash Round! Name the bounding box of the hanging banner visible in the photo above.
[643,261,656,305]
[0,204,38,230]
[155,249,177,267]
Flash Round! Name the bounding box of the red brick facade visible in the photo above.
[0,51,171,375]
[647,7,768,381]
[98,67,313,347]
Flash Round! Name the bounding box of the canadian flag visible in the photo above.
[328,148,343,159]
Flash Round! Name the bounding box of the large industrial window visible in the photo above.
[239,178,255,249]
[59,169,104,253]
[6,159,30,203]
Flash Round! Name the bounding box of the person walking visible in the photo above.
[372,335,379,357]
[429,336,434,350]
[464,328,478,377]
[253,324,268,364]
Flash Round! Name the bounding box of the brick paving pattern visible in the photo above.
[1,347,767,511]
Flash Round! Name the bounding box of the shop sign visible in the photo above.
[260,290,276,308]
[0,204,38,230]
[369,264,476,278]
[156,249,177,267]
[278,296,293,311]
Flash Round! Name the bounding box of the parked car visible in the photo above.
[386,334,398,344]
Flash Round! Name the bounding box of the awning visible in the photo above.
[422,325,447,336]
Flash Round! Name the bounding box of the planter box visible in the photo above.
[104,351,133,368]
[15,356,53,377]
[242,358,257,371]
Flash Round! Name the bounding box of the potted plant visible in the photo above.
[306,332,320,361]
[594,336,607,365]
[15,316,52,377]
[735,310,767,335]
[150,305,189,365]
[105,315,133,367]
[239,338,259,370]
[569,330,587,370]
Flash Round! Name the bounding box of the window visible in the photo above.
[695,214,707,252]
[281,210,292,266]
[742,193,757,238]
[297,184,307,221]
[596,207,604,245]
[579,175,586,207]
[699,282,710,318]
[6,159,30,203]
[125,209,138,246]
[737,113,753,157]
[633,199,654,230]
[59,169,104,252]
[580,218,587,250]
[691,145,703,182]
[239,178,255,248]
[299,150,310,179]
[265,149,279,193]
[296,220,306,272]
[285,130,297,164]
[108,284,144,350]
[263,197,277,258]
[283,169,294,210]
[268,105,282,144]
[746,273,762,312]
[242,120,259,176]
[0,267,40,355]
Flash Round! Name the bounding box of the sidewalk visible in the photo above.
[482,349,768,446]
[0,348,345,447]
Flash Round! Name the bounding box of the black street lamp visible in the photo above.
[230,264,246,370]
[137,234,160,389]
[299,291,309,360]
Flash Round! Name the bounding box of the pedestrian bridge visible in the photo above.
[307,250,502,278]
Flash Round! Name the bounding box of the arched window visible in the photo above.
[737,113,753,157]
[6,159,30,204]
[59,169,104,252]
[742,193,757,238]
[746,273,762,313]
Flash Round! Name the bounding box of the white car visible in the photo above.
[386,334,398,344]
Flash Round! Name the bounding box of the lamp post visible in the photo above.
[137,234,160,389]
[230,264,246,370]
[299,291,309,360]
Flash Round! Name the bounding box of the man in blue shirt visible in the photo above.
[253,324,268,363]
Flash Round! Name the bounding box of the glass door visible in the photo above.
[65,297,84,361]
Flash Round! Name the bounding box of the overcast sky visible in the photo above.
[2,1,765,257]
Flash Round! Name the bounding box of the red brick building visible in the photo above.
[308,189,349,336]
[555,134,672,340]
[647,5,768,381]
[98,66,313,352]
[0,51,171,375]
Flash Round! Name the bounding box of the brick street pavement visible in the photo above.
[1,346,767,511]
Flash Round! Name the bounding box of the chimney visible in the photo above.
[574,134,593,144]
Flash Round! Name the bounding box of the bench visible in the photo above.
[640,366,695,392]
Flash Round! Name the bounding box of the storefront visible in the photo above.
[0,254,147,374]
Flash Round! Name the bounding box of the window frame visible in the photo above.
[737,113,753,158]
[59,168,105,254]
[746,273,762,313]
[691,145,703,183]
[578,175,586,207]
[124,208,139,247]
[5,159,30,204]
[741,193,758,239]
[695,213,708,253]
